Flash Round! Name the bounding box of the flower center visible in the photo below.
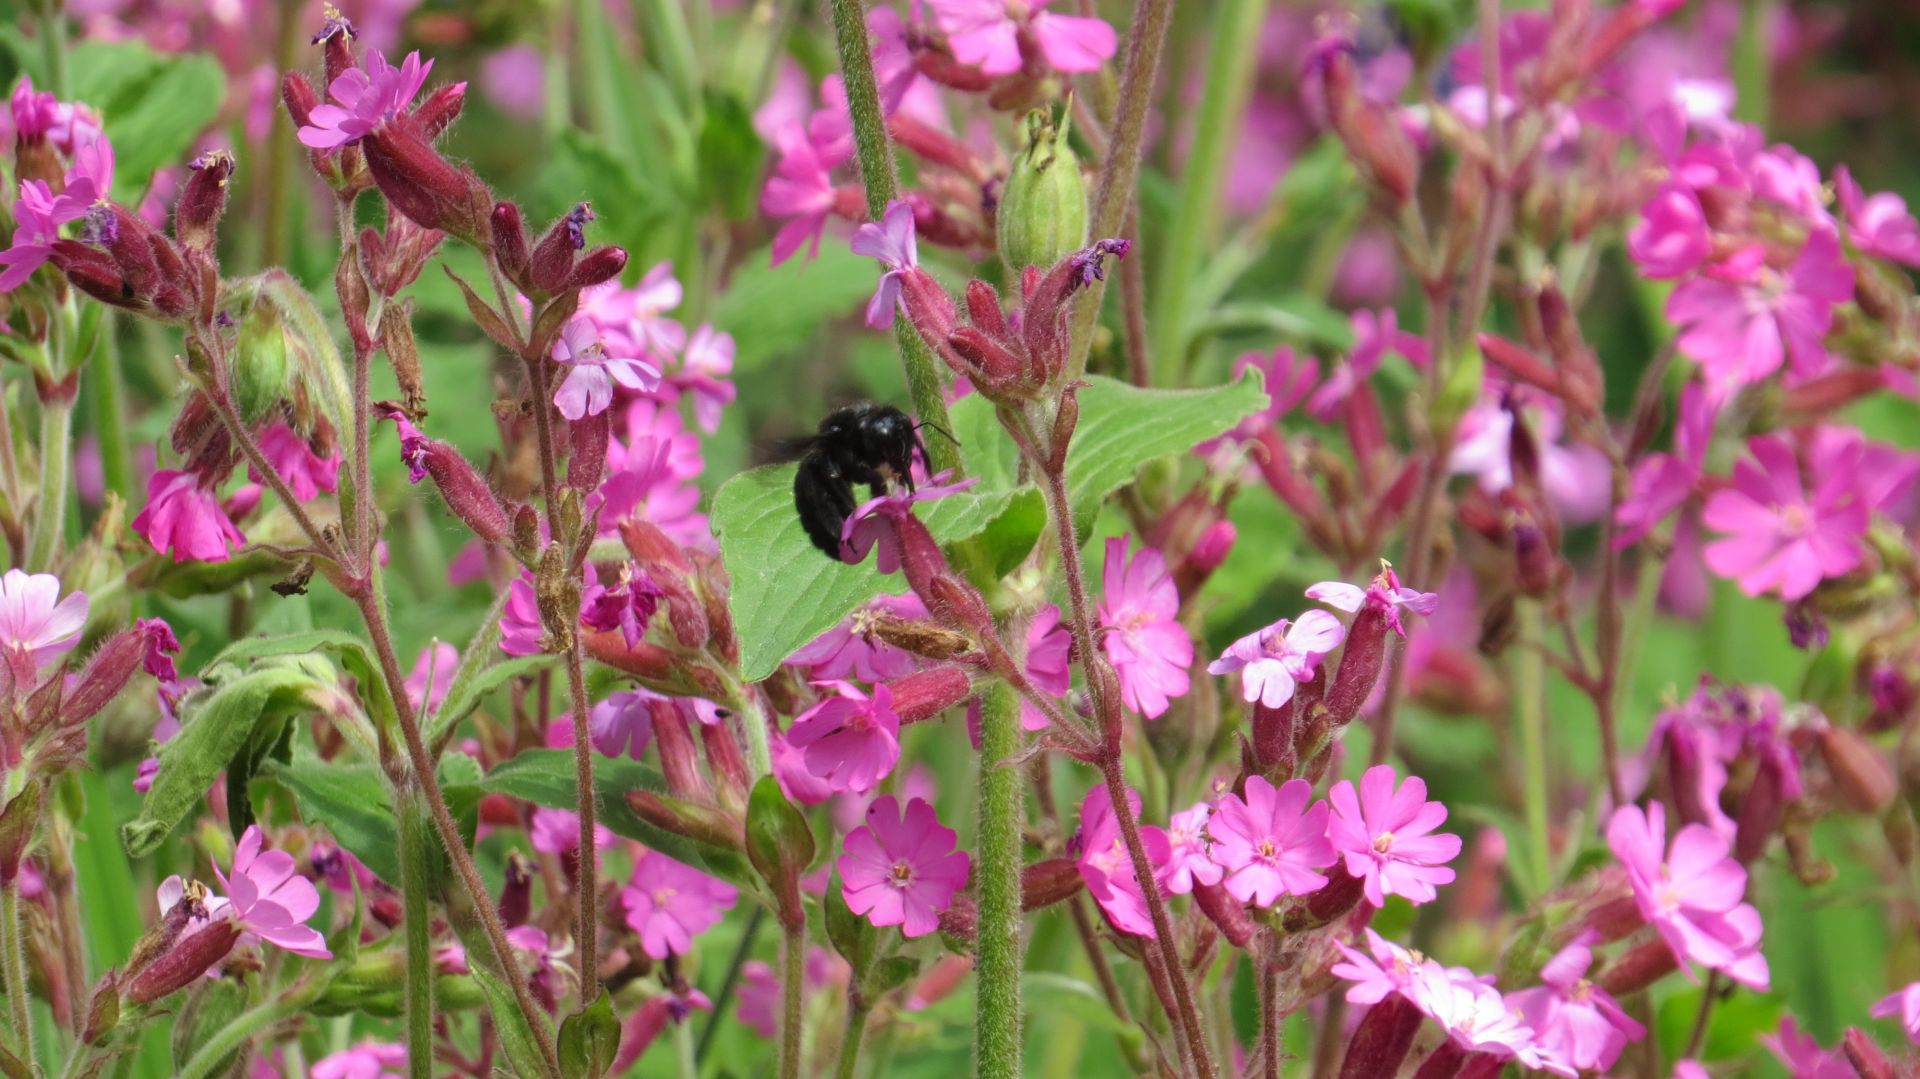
[1778,502,1813,537]
[651,887,677,906]
[1372,831,1395,854]
[890,861,915,889]
[1257,838,1277,860]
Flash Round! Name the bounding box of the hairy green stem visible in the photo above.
[825,0,959,474]
[38,0,69,98]
[398,787,437,1079]
[1732,0,1773,128]
[975,683,1025,1079]
[25,396,72,572]
[696,906,765,1062]
[1,883,30,1061]
[834,1004,872,1079]
[91,326,131,504]
[1516,600,1552,895]
[1146,0,1270,386]
[672,1012,699,1079]
[1068,0,1175,380]
[778,923,805,1079]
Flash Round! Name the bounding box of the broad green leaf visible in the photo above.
[477,749,754,888]
[714,243,876,372]
[1062,373,1267,530]
[557,989,621,1079]
[69,41,222,201]
[1024,973,1141,1043]
[200,628,396,734]
[122,663,329,856]
[265,751,400,883]
[713,464,1023,680]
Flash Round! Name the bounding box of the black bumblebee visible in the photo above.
[791,403,928,559]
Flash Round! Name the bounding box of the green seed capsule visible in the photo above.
[997,108,1088,274]
[232,296,291,427]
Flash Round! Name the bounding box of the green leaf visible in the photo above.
[201,628,396,739]
[713,464,1024,680]
[69,41,223,201]
[265,751,401,883]
[472,963,554,1079]
[696,87,766,219]
[557,989,621,1079]
[478,750,754,888]
[1062,373,1268,530]
[1024,973,1140,1042]
[122,664,328,856]
[713,243,877,373]
[430,655,555,744]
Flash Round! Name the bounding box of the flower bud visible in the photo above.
[60,623,160,729]
[700,719,751,809]
[491,200,533,291]
[531,203,592,293]
[81,972,120,1045]
[315,6,359,87]
[649,697,712,801]
[745,776,816,933]
[1298,860,1367,929]
[1842,1028,1896,1079]
[886,666,974,723]
[412,81,468,142]
[1732,748,1788,864]
[379,302,428,419]
[626,790,743,851]
[1324,608,1390,727]
[1594,938,1678,996]
[362,123,490,245]
[1250,698,1297,775]
[281,70,320,128]
[1820,725,1896,814]
[126,918,241,1004]
[997,109,1088,274]
[0,781,43,884]
[1336,993,1423,1079]
[175,149,235,254]
[497,851,533,928]
[234,295,294,426]
[565,246,628,293]
[1190,881,1256,948]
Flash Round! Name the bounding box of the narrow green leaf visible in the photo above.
[430,655,555,745]
[472,964,553,1079]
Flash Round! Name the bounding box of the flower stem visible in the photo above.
[824,0,959,475]
[37,0,69,98]
[398,785,437,1079]
[1515,599,1552,895]
[1146,0,1270,387]
[1068,0,1176,380]
[1,881,31,1062]
[176,998,301,1079]
[778,922,805,1079]
[975,682,1025,1079]
[90,325,132,504]
[696,905,765,1062]
[834,1003,872,1079]
[25,395,73,573]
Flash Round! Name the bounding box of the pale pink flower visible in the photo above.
[1668,233,1854,402]
[497,574,546,657]
[588,690,654,760]
[1207,610,1345,709]
[208,825,333,959]
[622,852,738,960]
[1448,392,1612,522]
[1701,433,1867,601]
[0,569,88,678]
[786,681,901,794]
[1074,784,1171,937]
[312,1042,407,1079]
[251,423,341,502]
[790,593,929,683]
[551,317,662,421]
[838,796,969,938]
[1206,776,1335,907]
[669,324,737,434]
[850,199,917,329]
[1097,536,1192,720]
[577,263,687,364]
[478,43,545,120]
[297,49,436,149]
[1330,927,1436,1005]
[1872,982,1920,1045]
[1306,566,1439,638]
[1327,765,1461,908]
[928,0,1117,76]
[134,470,247,563]
[1835,166,1920,267]
[1412,965,1568,1074]
[403,642,458,715]
[1157,803,1223,896]
[1606,802,1769,989]
[1507,938,1646,1072]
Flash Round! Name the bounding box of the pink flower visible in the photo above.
[1074,784,1172,938]
[1207,610,1346,709]
[789,593,929,683]
[772,733,837,806]
[1628,181,1711,279]
[1207,776,1335,907]
[251,423,341,502]
[668,324,737,434]
[50,135,113,219]
[1197,347,1320,453]
[551,317,662,421]
[297,49,436,149]
[577,264,687,364]
[850,200,918,329]
[210,825,333,959]
[1413,965,1566,1073]
[579,563,664,649]
[762,122,844,265]
[478,44,546,120]
[133,470,247,563]
[1306,308,1429,419]
[1507,938,1646,1072]
[1701,434,1867,601]
[786,681,901,793]
[1871,982,1920,1045]
[928,0,1117,76]
[312,1041,407,1079]
[838,796,969,938]
[1327,765,1461,908]
[588,690,654,760]
[529,807,612,856]
[0,569,88,679]
[1331,928,1433,1005]
[1448,392,1612,523]
[595,439,711,551]
[1606,802,1769,989]
[0,181,65,291]
[622,852,738,960]
[1156,803,1223,896]
[403,642,458,715]
[1014,603,1072,730]
[838,472,978,570]
[498,574,546,656]
[1668,233,1854,402]
[1836,166,1920,267]
[1615,383,1712,547]
[1763,1017,1852,1078]
[1307,566,1439,638]
[1097,536,1192,720]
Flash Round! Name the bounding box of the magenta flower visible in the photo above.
[312,1042,407,1079]
[50,134,113,220]
[1507,938,1646,1072]
[595,439,711,552]
[1628,181,1711,279]
[580,563,664,649]
[403,642,458,715]
[838,795,969,938]
[1306,308,1429,419]
[1668,233,1854,402]
[790,593,929,683]
[251,423,342,502]
[210,825,333,959]
[1615,383,1713,547]
[1605,801,1769,989]
[622,852,738,960]
[0,180,64,291]
[851,200,918,329]
[498,574,546,656]
[1207,610,1346,709]
[1412,964,1567,1074]
[1331,928,1435,1005]
[1701,433,1868,601]
[588,690,655,760]
[133,470,247,563]
[1015,603,1072,730]
[785,681,902,794]
[297,49,435,149]
[0,569,88,679]
[551,317,662,421]
[1763,1017,1852,1078]
[1156,803,1223,896]
[1836,166,1920,267]
[1197,346,1320,454]
[529,806,612,856]
[1872,983,1920,1046]
[1327,765,1461,908]
[1448,392,1611,523]
[762,122,844,265]
[772,732,837,806]
[577,264,688,364]
[839,471,977,570]
[1206,776,1335,907]
[928,0,1117,76]
[1074,784,1172,938]
[1097,536,1192,720]
[1307,566,1439,638]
